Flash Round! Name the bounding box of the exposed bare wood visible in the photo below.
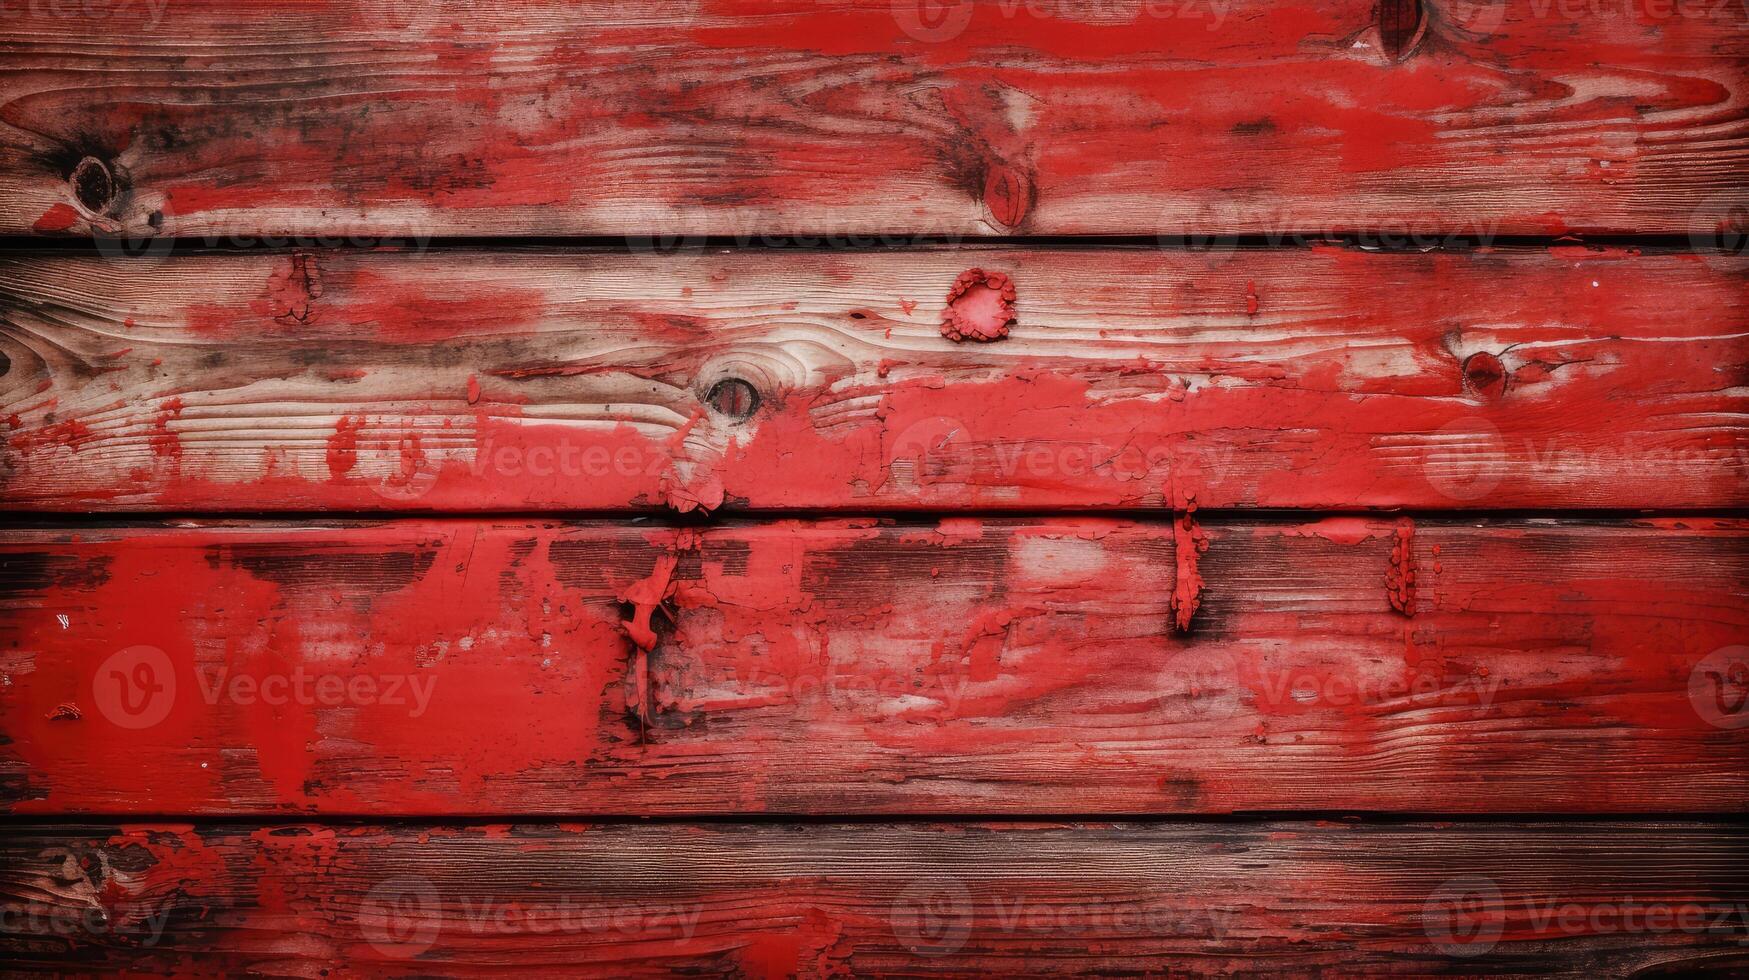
[1,0,1744,239]
[2,248,1743,511]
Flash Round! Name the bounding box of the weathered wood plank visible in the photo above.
[3,517,1744,815]
[2,247,1743,511]
[2,0,1745,239]
[2,821,1746,975]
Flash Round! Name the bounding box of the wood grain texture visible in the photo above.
[2,821,1746,975]
[2,247,1744,512]
[3,517,1744,816]
[1,0,1745,239]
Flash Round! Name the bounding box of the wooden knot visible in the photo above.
[0,349,10,378]
[1376,0,1426,62]
[1461,351,1507,401]
[69,157,118,216]
[941,269,1016,343]
[706,378,760,421]
[981,164,1032,231]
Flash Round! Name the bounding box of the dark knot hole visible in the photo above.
[707,378,759,421]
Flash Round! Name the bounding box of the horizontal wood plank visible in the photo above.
[3,517,1744,815]
[1,0,1745,238]
[2,821,1746,975]
[2,247,1744,511]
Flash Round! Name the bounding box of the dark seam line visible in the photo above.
[1,507,1745,530]
[0,232,1730,256]
[1,812,1747,827]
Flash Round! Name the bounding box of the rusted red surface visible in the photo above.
[1,0,1744,239]
[3,248,1743,512]
[2,517,1744,816]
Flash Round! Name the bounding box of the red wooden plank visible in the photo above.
[2,821,1745,975]
[2,247,1743,512]
[3,517,1744,815]
[1,0,1744,238]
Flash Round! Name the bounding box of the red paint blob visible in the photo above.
[941,269,1016,343]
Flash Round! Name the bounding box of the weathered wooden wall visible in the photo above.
[1,0,1745,975]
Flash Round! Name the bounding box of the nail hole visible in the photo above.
[1461,351,1507,400]
[1377,0,1425,62]
[69,157,117,216]
[707,378,759,421]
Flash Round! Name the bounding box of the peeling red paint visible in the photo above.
[1170,510,1209,632]
[31,203,80,233]
[325,415,363,480]
[619,556,677,652]
[1387,519,1417,616]
[1,518,1740,815]
[941,269,1015,343]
